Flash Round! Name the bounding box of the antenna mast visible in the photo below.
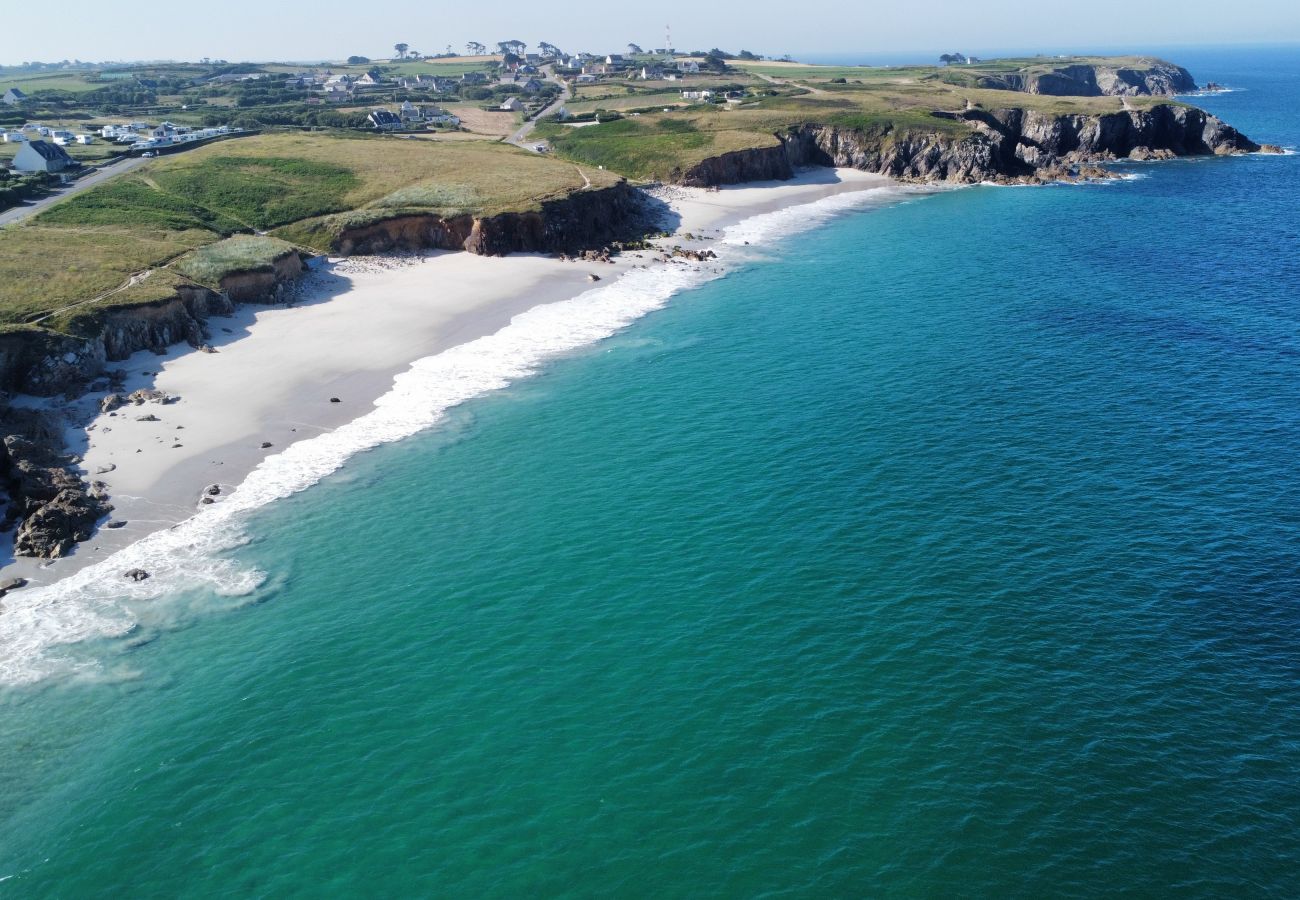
[666,24,673,53]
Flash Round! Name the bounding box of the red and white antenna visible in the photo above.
[666,24,673,53]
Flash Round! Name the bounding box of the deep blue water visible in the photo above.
[1,46,1298,897]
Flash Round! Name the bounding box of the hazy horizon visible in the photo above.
[3,0,1299,66]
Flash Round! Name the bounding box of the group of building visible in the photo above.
[571,55,701,84]
[97,121,239,150]
[366,102,461,130]
[2,123,96,146]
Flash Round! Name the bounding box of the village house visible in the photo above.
[677,60,701,74]
[460,72,488,85]
[499,96,524,112]
[639,66,664,80]
[354,71,383,87]
[575,74,598,84]
[2,88,27,105]
[367,108,402,130]
[583,64,612,76]
[520,78,544,94]
[13,139,75,173]
[605,54,625,67]
[681,89,713,101]
[426,110,461,127]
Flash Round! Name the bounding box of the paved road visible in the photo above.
[0,154,150,228]
[505,67,572,152]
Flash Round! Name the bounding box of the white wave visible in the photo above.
[0,183,920,687]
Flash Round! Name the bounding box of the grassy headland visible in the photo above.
[0,132,615,328]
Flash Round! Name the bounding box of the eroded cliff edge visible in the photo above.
[679,104,1263,187]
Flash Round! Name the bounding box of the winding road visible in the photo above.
[505,66,572,152]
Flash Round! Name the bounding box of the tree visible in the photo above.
[627,43,644,55]
[538,42,564,59]
[702,50,728,73]
[497,40,526,56]
[737,50,760,61]
[939,53,967,65]
[467,41,486,55]
[394,42,409,59]
[347,55,370,65]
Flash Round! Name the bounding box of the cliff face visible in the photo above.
[978,61,1197,96]
[219,252,306,303]
[333,183,645,257]
[680,104,1260,187]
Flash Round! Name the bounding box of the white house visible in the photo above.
[499,96,524,112]
[677,61,701,74]
[681,89,713,101]
[575,74,598,84]
[13,139,75,173]
[2,88,27,105]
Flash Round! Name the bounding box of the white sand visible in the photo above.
[1,167,892,587]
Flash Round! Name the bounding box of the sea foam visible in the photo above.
[0,182,917,687]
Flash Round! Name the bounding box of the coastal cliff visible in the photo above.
[977,60,1198,97]
[0,265,299,560]
[332,183,645,256]
[680,104,1261,187]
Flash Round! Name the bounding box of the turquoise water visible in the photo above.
[3,48,1300,896]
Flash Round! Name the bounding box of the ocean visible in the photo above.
[2,46,1298,896]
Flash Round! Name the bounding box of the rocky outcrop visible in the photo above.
[678,145,795,188]
[680,104,1260,187]
[0,410,112,559]
[333,183,646,257]
[978,60,1197,97]
[218,251,306,303]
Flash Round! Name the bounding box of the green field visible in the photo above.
[0,71,104,95]
[0,131,617,328]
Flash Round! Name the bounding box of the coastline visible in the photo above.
[0,168,892,595]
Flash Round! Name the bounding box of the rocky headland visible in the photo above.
[679,103,1267,187]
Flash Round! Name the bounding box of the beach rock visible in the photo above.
[1260,144,1285,154]
[329,397,341,403]
[0,577,27,597]
[95,463,117,474]
[101,393,124,413]
[261,441,273,449]
[199,344,218,354]
[206,484,221,496]
[128,388,175,406]
[136,414,159,422]
[123,568,150,582]
[200,497,214,505]
[106,520,127,529]
[588,274,601,281]
[14,487,113,559]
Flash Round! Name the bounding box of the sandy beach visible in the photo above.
[0,167,893,588]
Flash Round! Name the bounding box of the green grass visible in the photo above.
[0,71,103,94]
[0,226,215,324]
[38,179,247,233]
[149,156,360,229]
[0,130,620,323]
[174,235,299,286]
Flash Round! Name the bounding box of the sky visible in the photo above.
[3,0,1299,65]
